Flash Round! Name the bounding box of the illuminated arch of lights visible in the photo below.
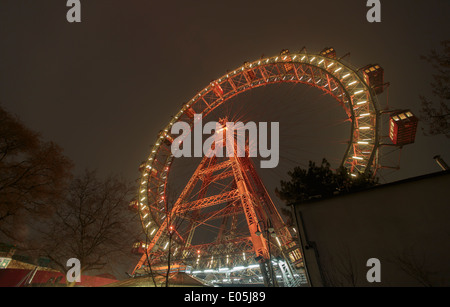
[135,47,381,258]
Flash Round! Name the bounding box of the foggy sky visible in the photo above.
[0,0,449,187]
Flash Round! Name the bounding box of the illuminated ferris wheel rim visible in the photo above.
[137,49,381,244]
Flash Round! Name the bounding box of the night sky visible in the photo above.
[0,0,449,192]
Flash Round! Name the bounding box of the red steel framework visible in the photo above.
[130,47,396,286]
[133,127,303,286]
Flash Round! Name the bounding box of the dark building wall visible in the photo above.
[293,171,450,287]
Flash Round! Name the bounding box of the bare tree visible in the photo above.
[137,185,188,287]
[141,241,159,286]
[0,105,73,241]
[388,247,439,287]
[419,40,450,138]
[32,170,139,285]
[163,208,186,287]
[321,246,359,287]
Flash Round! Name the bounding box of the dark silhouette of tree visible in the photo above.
[276,159,378,207]
[276,159,378,227]
[388,247,438,287]
[0,105,73,241]
[139,185,187,287]
[419,40,450,138]
[33,170,139,285]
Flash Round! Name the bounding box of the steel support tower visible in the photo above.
[132,122,304,286]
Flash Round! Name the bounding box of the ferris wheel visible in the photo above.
[130,47,385,285]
